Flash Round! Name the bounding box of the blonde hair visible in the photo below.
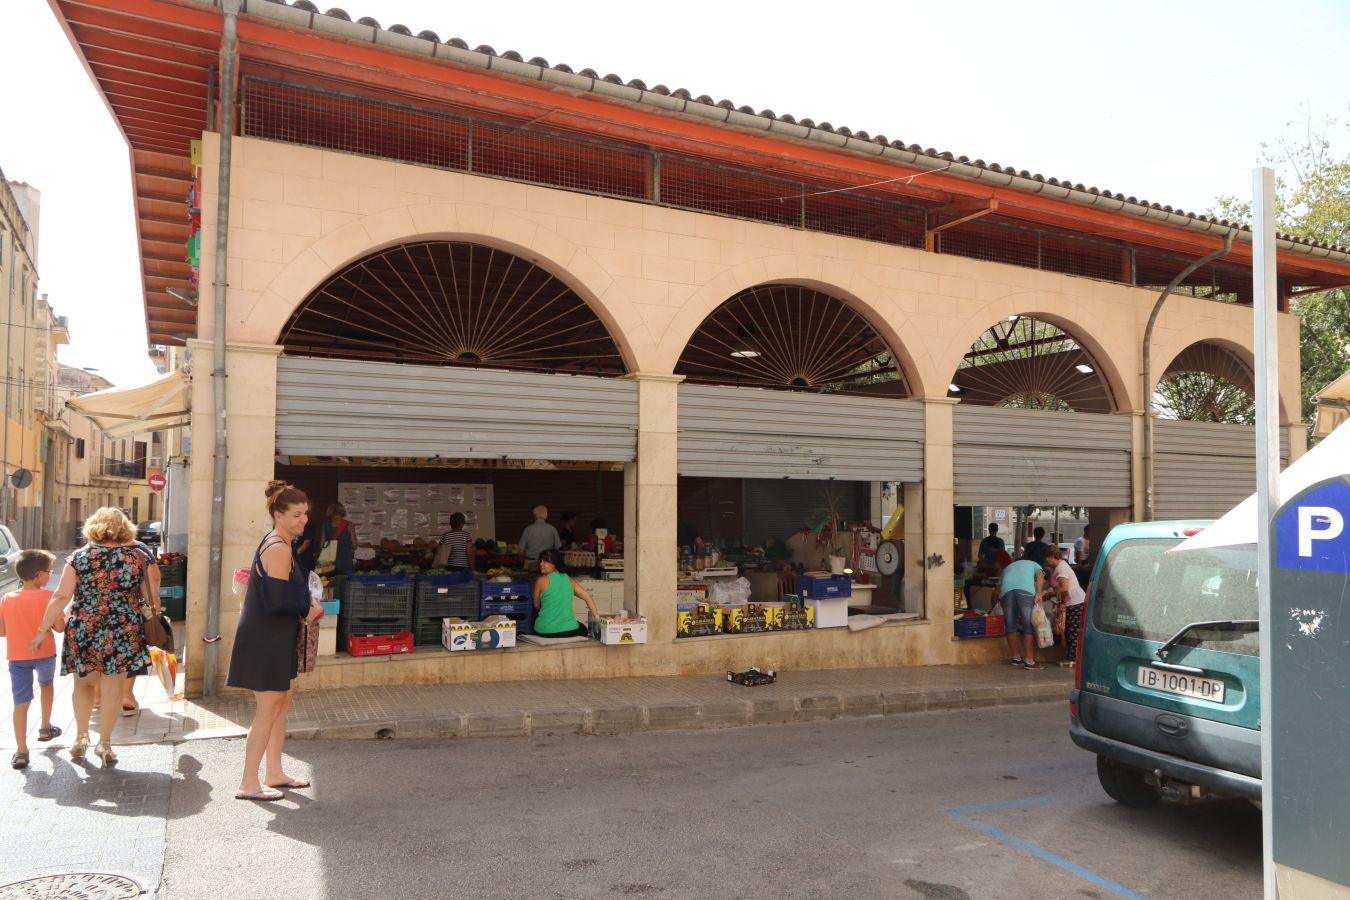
[83,507,135,545]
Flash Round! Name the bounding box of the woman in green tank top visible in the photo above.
[532,549,600,637]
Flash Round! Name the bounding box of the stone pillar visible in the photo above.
[901,481,924,613]
[183,339,282,697]
[1285,423,1308,466]
[919,398,958,661]
[1126,409,1147,522]
[625,373,682,639]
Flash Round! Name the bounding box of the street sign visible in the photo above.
[148,473,167,492]
[1271,474,1350,891]
[9,468,32,489]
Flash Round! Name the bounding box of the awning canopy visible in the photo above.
[1313,370,1350,437]
[66,370,190,437]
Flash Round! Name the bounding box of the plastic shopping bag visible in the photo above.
[149,646,179,699]
[1031,603,1055,649]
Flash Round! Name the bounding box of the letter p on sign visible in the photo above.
[1298,506,1345,557]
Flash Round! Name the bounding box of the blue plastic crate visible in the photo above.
[480,597,532,617]
[954,615,987,638]
[480,578,533,603]
[797,574,852,600]
[349,573,413,586]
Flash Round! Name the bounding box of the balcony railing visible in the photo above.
[100,459,146,479]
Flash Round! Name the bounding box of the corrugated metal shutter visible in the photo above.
[954,406,1132,507]
[1154,420,1291,520]
[275,357,637,461]
[742,480,864,546]
[677,384,924,481]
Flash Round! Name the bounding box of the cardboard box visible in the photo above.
[721,603,771,634]
[442,616,517,651]
[778,602,815,631]
[676,601,721,638]
[590,611,648,645]
[807,597,849,629]
[676,586,708,605]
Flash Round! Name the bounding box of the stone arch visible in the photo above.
[661,255,929,397]
[943,305,1133,414]
[243,203,651,373]
[1153,325,1296,425]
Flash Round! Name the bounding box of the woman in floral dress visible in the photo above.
[32,507,152,767]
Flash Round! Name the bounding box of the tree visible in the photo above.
[1212,111,1350,429]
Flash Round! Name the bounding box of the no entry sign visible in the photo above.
[148,473,167,492]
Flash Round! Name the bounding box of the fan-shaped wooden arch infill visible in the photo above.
[279,241,626,375]
[952,315,1113,412]
[1155,341,1255,423]
[674,285,908,395]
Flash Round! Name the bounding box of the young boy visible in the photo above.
[0,550,65,769]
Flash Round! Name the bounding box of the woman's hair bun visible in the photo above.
[265,480,290,499]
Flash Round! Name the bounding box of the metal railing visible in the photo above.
[99,459,146,479]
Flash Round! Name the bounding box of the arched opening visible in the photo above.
[675,284,910,396]
[1155,341,1255,424]
[950,315,1114,413]
[280,240,626,375]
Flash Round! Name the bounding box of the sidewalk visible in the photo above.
[3,657,1073,750]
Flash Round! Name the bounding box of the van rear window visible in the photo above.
[1092,538,1259,655]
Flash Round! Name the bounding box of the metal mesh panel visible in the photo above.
[805,188,926,248]
[938,218,1039,268]
[471,121,649,199]
[242,78,469,170]
[940,218,1129,284]
[660,157,803,229]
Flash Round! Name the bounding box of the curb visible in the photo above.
[282,681,1070,742]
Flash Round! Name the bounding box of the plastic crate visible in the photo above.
[954,615,987,638]
[478,600,534,635]
[339,614,412,643]
[984,614,1006,637]
[346,576,415,619]
[320,599,341,617]
[346,630,414,657]
[480,578,533,604]
[158,559,186,587]
[159,585,185,601]
[161,592,187,621]
[415,575,480,620]
[797,574,852,600]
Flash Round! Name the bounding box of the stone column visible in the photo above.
[1285,423,1308,466]
[624,373,682,639]
[918,398,958,662]
[183,339,282,696]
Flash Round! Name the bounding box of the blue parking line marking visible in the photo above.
[944,798,1149,900]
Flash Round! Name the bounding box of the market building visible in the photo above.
[48,0,1350,698]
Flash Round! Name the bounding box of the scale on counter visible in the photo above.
[599,555,625,580]
[700,566,738,577]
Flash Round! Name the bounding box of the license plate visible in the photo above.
[1136,666,1225,703]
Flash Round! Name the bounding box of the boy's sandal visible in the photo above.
[37,725,62,742]
[1022,662,1044,670]
[11,751,29,769]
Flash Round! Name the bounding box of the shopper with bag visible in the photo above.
[319,503,356,576]
[993,557,1046,670]
[226,481,323,801]
[29,508,152,767]
[1045,545,1086,667]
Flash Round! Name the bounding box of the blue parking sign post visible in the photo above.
[1271,474,1350,892]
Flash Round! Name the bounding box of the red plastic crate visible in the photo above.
[984,614,1006,636]
[346,629,415,657]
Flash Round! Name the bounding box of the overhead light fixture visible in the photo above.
[166,287,198,307]
[730,350,760,358]
[948,383,962,392]
[1006,315,1019,322]
[1075,364,1095,375]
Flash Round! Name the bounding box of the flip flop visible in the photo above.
[235,788,285,802]
[38,725,62,742]
[266,778,311,789]
[121,704,139,718]
[11,752,29,769]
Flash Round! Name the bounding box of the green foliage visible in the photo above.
[1212,111,1350,428]
[1155,372,1255,424]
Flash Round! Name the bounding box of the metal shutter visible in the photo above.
[954,406,1132,507]
[677,384,924,481]
[1154,420,1291,520]
[275,357,637,462]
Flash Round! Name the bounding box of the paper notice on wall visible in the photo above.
[363,486,378,505]
[473,486,489,506]
[389,509,408,531]
[412,511,431,530]
[368,510,386,527]
[404,488,419,505]
[382,488,401,505]
[347,511,367,526]
[436,511,453,529]
[449,487,465,506]
[339,485,361,507]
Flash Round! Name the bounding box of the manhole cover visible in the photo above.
[0,873,142,899]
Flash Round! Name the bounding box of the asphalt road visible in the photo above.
[160,703,1260,900]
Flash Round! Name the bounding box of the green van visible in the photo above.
[1069,521,1261,807]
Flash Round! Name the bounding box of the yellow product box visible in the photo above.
[676,601,721,638]
[778,602,815,631]
[721,603,771,634]
[760,601,786,630]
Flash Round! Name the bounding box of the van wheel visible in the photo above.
[1096,756,1160,808]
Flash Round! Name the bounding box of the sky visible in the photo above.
[1,0,1347,388]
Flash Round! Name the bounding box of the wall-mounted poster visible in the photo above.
[336,482,496,545]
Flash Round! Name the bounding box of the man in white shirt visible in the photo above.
[519,505,561,561]
[1073,526,1090,564]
